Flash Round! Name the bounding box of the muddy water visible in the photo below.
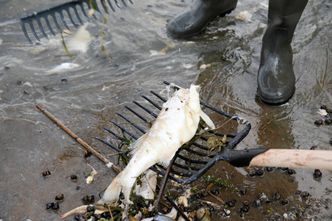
[0,0,331,220]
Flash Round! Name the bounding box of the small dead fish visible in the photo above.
[47,62,80,74]
[67,24,92,53]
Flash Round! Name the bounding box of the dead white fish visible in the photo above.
[100,84,215,205]
[67,24,92,53]
[47,62,80,74]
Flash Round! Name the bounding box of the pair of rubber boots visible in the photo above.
[166,0,308,105]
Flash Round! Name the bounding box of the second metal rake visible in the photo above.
[20,0,133,43]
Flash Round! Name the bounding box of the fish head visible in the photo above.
[188,84,201,111]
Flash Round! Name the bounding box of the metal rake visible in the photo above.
[20,0,133,43]
[96,81,267,185]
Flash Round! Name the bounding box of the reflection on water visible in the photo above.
[0,0,331,220]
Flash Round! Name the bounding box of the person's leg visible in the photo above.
[257,0,308,104]
[166,0,238,39]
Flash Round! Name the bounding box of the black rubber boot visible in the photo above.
[166,0,238,39]
[257,0,308,105]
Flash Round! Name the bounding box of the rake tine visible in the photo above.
[59,11,71,30]
[28,22,41,42]
[78,3,89,17]
[173,162,199,171]
[43,17,56,36]
[107,0,116,12]
[128,0,134,4]
[100,0,109,14]
[192,141,210,151]
[150,91,167,102]
[72,6,84,24]
[50,14,63,32]
[116,113,146,134]
[176,154,207,165]
[172,169,192,177]
[36,18,49,39]
[111,121,139,140]
[21,22,33,44]
[133,101,158,118]
[142,95,162,110]
[114,0,123,8]
[201,102,232,118]
[65,8,79,27]
[121,0,128,7]
[125,106,149,124]
[103,127,123,141]
[181,146,210,157]
[88,0,101,12]
[94,137,121,152]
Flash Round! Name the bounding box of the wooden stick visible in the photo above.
[250,149,332,170]
[36,104,121,173]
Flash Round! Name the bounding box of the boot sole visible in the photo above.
[167,8,236,39]
[257,87,295,105]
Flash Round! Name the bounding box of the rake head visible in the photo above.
[20,0,133,43]
[96,82,264,185]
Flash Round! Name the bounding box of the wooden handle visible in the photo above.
[36,104,121,173]
[250,149,332,170]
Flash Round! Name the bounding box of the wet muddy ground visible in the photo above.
[0,0,331,220]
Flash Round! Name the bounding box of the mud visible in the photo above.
[0,0,331,220]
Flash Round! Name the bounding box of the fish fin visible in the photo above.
[200,110,216,129]
[100,174,122,203]
[60,205,88,219]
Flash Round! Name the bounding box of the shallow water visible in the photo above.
[0,0,331,220]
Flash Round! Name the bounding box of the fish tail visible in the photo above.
[60,205,88,219]
[99,174,123,204]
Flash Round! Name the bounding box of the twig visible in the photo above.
[36,104,121,173]
[207,191,225,204]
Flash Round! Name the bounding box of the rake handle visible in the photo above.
[250,149,332,170]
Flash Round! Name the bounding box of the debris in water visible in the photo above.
[314,119,324,126]
[235,11,252,22]
[318,108,328,117]
[196,208,211,221]
[67,24,92,53]
[86,164,98,184]
[225,199,236,208]
[149,50,166,56]
[313,169,322,179]
[47,62,80,74]
[70,174,78,182]
[55,193,64,202]
[199,64,211,70]
[82,195,95,205]
[46,202,60,211]
[42,170,51,177]
[182,63,193,69]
